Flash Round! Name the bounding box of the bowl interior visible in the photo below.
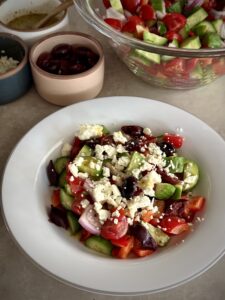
[0,0,65,30]
[0,35,25,63]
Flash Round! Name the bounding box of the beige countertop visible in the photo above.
[1,7,225,300]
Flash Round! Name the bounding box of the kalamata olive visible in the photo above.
[156,167,181,185]
[121,125,143,137]
[120,176,138,199]
[45,59,61,74]
[51,43,72,59]
[36,52,52,70]
[100,135,115,145]
[49,205,68,229]
[157,141,176,156]
[70,137,84,160]
[59,60,71,75]
[131,223,157,250]
[124,136,147,152]
[85,138,101,149]
[47,160,58,186]
[69,62,87,74]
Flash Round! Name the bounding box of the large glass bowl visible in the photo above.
[74,0,225,89]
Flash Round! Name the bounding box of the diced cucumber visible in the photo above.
[186,7,208,30]
[127,151,145,172]
[181,36,201,49]
[60,188,74,210]
[54,156,69,174]
[78,157,102,179]
[202,32,222,48]
[65,183,73,196]
[143,31,168,46]
[167,0,185,13]
[77,145,93,158]
[193,21,215,37]
[151,0,165,12]
[183,160,199,191]
[157,21,167,35]
[142,221,170,247]
[162,39,179,62]
[67,211,81,234]
[109,0,123,13]
[131,49,161,65]
[165,156,185,173]
[85,236,113,256]
[155,183,176,200]
[212,19,223,34]
[190,63,203,80]
[58,169,67,188]
[172,184,183,200]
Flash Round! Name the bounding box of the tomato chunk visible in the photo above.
[111,235,133,247]
[185,196,205,212]
[163,133,184,148]
[101,215,128,240]
[160,216,189,235]
[163,13,186,32]
[139,4,155,22]
[104,18,123,31]
[51,189,61,207]
[112,236,134,259]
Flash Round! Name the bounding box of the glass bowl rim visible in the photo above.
[74,0,225,58]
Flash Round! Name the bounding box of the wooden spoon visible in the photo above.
[33,0,73,30]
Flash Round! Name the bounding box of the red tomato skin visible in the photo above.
[51,189,61,207]
[163,133,184,148]
[162,58,186,78]
[103,0,111,8]
[163,13,186,32]
[112,236,134,259]
[67,177,85,195]
[80,229,92,241]
[139,4,155,21]
[165,31,183,43]
[70,137,83,160]
[202,0,217,11]
[160,216,189,235]
[122,16,143,33]
[121,0,141,14]
[104,18,123,30]
[111,235,133,247]
[185,196,205,212]
[101,216,128,240]
[71,190,87,216]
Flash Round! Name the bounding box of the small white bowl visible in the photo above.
[0,0,69,46]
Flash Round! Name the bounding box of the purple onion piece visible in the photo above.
[47,160,58,186]
[131,223,157,250]
[49,206,68,229]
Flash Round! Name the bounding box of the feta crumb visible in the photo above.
[116,144,128,153]
[61,143,72,156]
[103,167,110,177]
[80,199,90,208]
[113,218,119,224]
[98,209,110,224]
[143,128,152,136]
[95,144,116,160]
[113,131,128,144]
[0,56,19,74]
[112,210,120,218]
[77,124,104,140]
[139,170,162,197]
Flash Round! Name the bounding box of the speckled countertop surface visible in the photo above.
[1,7,225,300]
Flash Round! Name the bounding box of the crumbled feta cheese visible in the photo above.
[61,143,72,156]
[77,124,104,140]
[116,144,128,153]
[127,195,154,218]
[68,163,79,177]
[112,210,120,218]
[103,167,110,177]
[113,131,128,144]
[147,143,165,168]
[74,156,84,167]
[0,56,19,74]
[98,209,110,224]
[95,144,116,160]
[139,170,162,197]
[117,156,130,168]
[80,199,90,209]
[143,128,152,136]
[114,218,119,224]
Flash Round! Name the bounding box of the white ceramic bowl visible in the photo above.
[1,97,225,295]
[0,0,69,46]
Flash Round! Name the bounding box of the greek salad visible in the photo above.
[47,124,205,258]
[101,0,225,84]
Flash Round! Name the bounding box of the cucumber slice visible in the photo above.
[165,156,185,173]
[183,160,199,191]
[155,183,176,200]
[193,21,215,37]
[58,169,67,188]
[131,49,161,65]
[172,184,183,200]
[186,7,208,30]
[167,0,185,13]
[65,183,73,196]
[181,36,201,49]
[67,211,81,234]
[109,0,123,13]
[85,236,113,256]
[60,188,74,210]
[151,0,165,12]
[157,21,167,35]
[78,157,102,179]
[127,151,145,172]
[202,32,222,48]
[54,156,69,174]
[77,145,93,158]
[142,221,170,246]
[212,19,223,34]
[143,31,168,46]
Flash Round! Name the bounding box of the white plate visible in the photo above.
[2,96,225,295]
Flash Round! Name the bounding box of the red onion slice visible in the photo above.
[186,0,204,10]
[79,205,101,235]
[210,9,225,20]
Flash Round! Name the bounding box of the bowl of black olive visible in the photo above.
[29,31,104,106]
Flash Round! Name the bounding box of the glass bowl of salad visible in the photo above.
[74,0,225,89]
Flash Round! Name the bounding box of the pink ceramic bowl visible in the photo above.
[29,31,104,106]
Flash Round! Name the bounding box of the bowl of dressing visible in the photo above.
[0,0,70,46]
